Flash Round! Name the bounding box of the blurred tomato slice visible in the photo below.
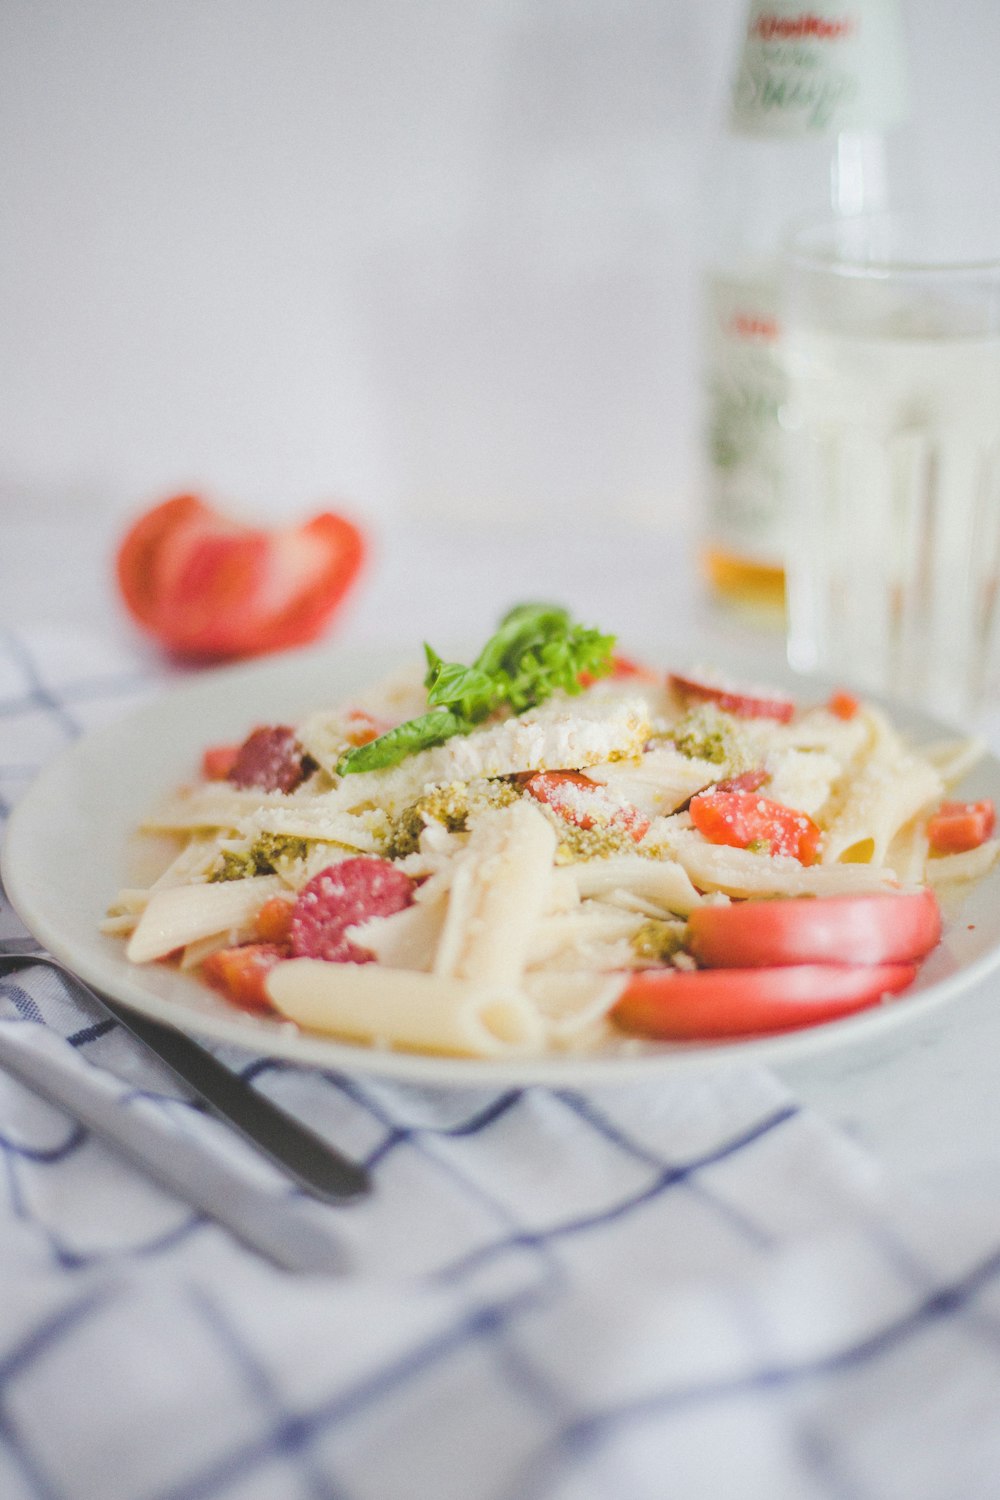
[827,690,861,720]
[201,942,288,1012]
[116,494,365,660]
[201,743,241,780]
[926,799,996,855]
[669,671,795,722]
[578,652,658,688]
[686,890,941,969]
[611,961,917,1039]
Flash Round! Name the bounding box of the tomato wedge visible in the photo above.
[669,672,795,723]
[689,788,822,865]
[608,653,658,681]
[344,708,392,747]
[116,493,366,660]
[927,799,996,855]
[687,890,941,969]
[524,770,650,842]
[255,897,295,946]
[201,743,241,781]
[580,652,658,688]
[611,962,917,1039]
[201,943,288,1012]
[827,690,861,720]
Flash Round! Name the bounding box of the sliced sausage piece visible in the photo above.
[290,858,415,964]
[227,725,310,793]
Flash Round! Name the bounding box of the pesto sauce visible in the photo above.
[630,919,688,964]
[551,821,650,864]
[671,703,756,773]
[386,778,521,859]
[209,832,309,882]
[672,705,732,763]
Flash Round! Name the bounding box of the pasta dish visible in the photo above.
[103,605,998,1059]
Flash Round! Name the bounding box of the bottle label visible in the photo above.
[731,0,907,137]
[703,270,787,566]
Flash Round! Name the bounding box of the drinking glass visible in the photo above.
[780,208,1000,725]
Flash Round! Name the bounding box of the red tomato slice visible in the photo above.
[611,962,917,1039]
[201,943,288,1012]
[669,672,795,723]
[608,653,658,681]
[255,897,295,946]
[827,690,861,720]
[116,496,205,612]
[344,708,392,747]
[523,770,650,842]
[689,789,822,865]
[116,494,365,660]
[201,743,241,781]
[687,890,941,969]
[579,652,658,688]
[927,800,996,855]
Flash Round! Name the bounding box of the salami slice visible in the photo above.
[290,858,415,963]
[227,725,310,793]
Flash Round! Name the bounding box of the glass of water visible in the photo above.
[780,209,1000,726]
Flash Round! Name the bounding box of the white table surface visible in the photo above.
[3,505,1000,1194]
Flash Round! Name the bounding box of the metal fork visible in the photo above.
[0,945,369,1268]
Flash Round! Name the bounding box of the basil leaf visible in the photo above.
[474,603,571,678]
[502,623,615,711]
[424,658,498,720]
[338,602,616,775]
[336,708,470,774]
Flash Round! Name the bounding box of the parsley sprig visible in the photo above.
[337,602,615,775]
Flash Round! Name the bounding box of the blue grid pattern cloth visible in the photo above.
[2,626,1000,1500]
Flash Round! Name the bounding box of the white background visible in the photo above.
[2,0,999,544]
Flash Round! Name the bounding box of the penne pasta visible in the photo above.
[347,896,448,972]
[126,876,285,964]
[433,802,557,987]
[141,786,303,833]
[657,826,896,897]
[925,839,1000,885]
[923,735,989,787]
[570,855,702,915]
[245,804,386,851]
[821,751,942,866]
[266,960,548,1057]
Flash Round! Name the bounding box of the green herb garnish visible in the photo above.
[387,778,521,859]
[672,705,732,764]
[337,602,615,775]
[209,832,308,882]
[630,919,687,964]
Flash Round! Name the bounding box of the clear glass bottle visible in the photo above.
[699,0,909,613]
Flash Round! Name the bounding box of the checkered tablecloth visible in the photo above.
[4,625,1000,1500]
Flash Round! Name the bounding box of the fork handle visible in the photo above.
[0,1019,350,1273]
[98,990,371,1202]
[0,952,369,1204]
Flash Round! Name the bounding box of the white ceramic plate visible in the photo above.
[4,642,1000,1087]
